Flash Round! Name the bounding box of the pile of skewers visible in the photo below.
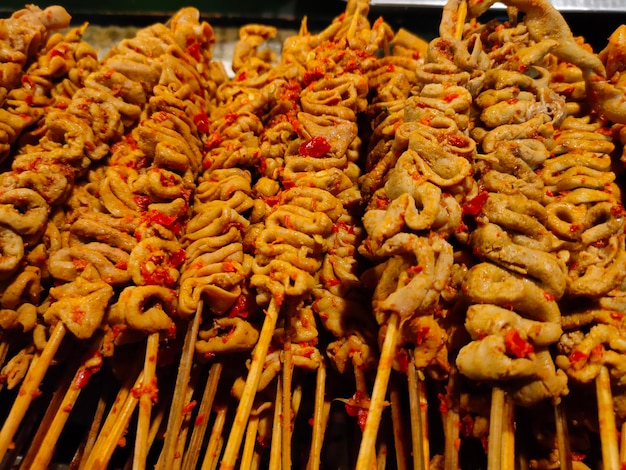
[0,0,626,468]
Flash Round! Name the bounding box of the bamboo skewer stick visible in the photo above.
[418,377,430,466]
[377,439,389,470]
[307,361,329,470]
[501,394,516,469]
[127,397,169,470]
[353,361,377,467]
[160,300,204,470]
[444,401,460,470]
[292,380,303,421]
[0,333,10,383]
[85,370,145,470]
[172,377,197,470]
[596,365,619,470]
[356,312,399,470]
[240,410,261,470]
[182,362,223,470]
[454,0,468,40]
[148,402,168,468]
[616,423,626,470]
[220,298,281,469]
[269,376,283,470]
[389,374,408,470]
[444,368,460,468]
[87,357,142,458]
[19,347,83,469]
[201,405,228,470]
[554,403,573,470]
[134,332,160,470]
[75,389,108,470]
[282,334,294,469]
[0,321,66,461]
[249,447,263,470]
[26,337,103,469]
[487,387,505,470]
[407,355,427,470]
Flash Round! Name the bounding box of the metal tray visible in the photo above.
[363,0,626,12]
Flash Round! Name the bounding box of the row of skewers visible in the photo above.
[0,0,626,469]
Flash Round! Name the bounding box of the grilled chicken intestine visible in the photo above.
[359,29,481,383]
[39,8,223,343]
[454,16,571,406]
[0,11,101,387]
[539,26,626,394]
[260,0,386,353]
[177,37,264,326]
[0,25,100,324]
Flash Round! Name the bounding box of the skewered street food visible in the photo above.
[0,1,625,469]
[0,7,226,468]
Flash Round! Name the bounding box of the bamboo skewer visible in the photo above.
[554,403,573,470]
[133,332,160,470]
[160,300,204,470]
[249,444,263,470]
[407,354,427,470]
[178,369,202,470]
[487,387,505,470]
[19,346,83,469]
[85,370,145,470]
[616,423,626,470]
[307,361,329,470]
[0,333,10,388]
[355,312,399,470]
[75,389,108,470]
[501,394,516,469]
[87,358,142,457]
[26,337,103,469]
[596,365,619,470]
[444,400,460,470]
[282,330,294,469]
[292,380,303,422]
[454,0,467,40]
[220,298,281,469]
[0,321,66,461]
[269,376,283,470]
[389,374,409,470]
[240,409,261,470]
[444,367,464,468]
[182,362,223,470]
[377,440,389,470]
[201,405,228,470]
[172,381,197,470]
[418,377,430,466]
[127,396,169,470]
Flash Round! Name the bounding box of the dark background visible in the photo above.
[1,0,625,53]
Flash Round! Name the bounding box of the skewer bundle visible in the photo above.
[539,20,626,470]
[217,2,398,467]
[447,8,570,469]
[0,16,99,391]
[453,0,626,468]
[355,1,486,466]
[456,13,570,406]
[0,7,225,469]
[82,10,225,469]
[160,24,277,470]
